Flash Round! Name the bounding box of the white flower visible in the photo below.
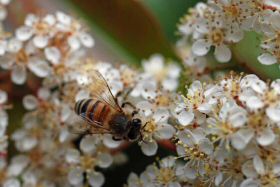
[127,157,182,187]
[176,128,213,180]
[130,76,157,99]
[65,135,112,186]
[3,178,21,187]
[1,38,51,84]
[190,7,240,63]
[178,2,207,39]
[142,54,181,91]
[7,155,30,177]
[139,107,175,156]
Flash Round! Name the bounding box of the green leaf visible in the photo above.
[141,0,198,42]
[232,32,280,80]
[65,0,179,65]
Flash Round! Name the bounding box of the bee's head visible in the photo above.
[127,118,142,141]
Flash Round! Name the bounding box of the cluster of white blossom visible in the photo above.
[127,73,280,187]
[0,11,94,85]
[126,156,185,187]
[174,73,280,187]
[178,0,280,68]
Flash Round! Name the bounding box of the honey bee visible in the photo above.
[73,71,142,141]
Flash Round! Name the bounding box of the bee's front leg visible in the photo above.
[131,110,138,117]
[115,88,133,104]
[121,102,136,109]
[112,136,122,141]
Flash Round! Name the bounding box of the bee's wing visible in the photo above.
[69,123,111,135]
[88,71,122,112]
[79,112,113,134]
[69,112,113,135]
[68,122,90,135]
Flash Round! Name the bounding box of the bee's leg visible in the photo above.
[142,121,149,129]
[138,133,148,144]
[123,88,133,101]
[121,102,136,109]
[132,110,138,117]
[115,88,133,105]
[115,91,123,106]
[112,136,122,141]
[115,91,122,99]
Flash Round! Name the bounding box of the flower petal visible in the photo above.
[253,155,265,175]
[256,127,275,146]
[97,153,113,168]
[177,111,194,126]
[231,129,254,150]
[16,26,33,41]
[214,44,232,63]
[240,178,259,187]
[88,171,105,187]
[258,53,277,65]
[156,124,175,139]
[28,59,50,77]
[266,106,280,122]
[68,168,83,185]
[192,39,211,56]
[22,95,38,110]
[80,136,96,154]
[199,138,213,155]
[141,140,158,156]
[0,90,7,104]
[11,65,26,85]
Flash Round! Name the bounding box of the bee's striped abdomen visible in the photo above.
[74,99,111,124]
[74,99,92,115]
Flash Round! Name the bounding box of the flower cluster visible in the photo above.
[172,73,280,186]
[0,11,94,85]
[125,73,280,187]
[126,156,184,187]
[178,0,280,67]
